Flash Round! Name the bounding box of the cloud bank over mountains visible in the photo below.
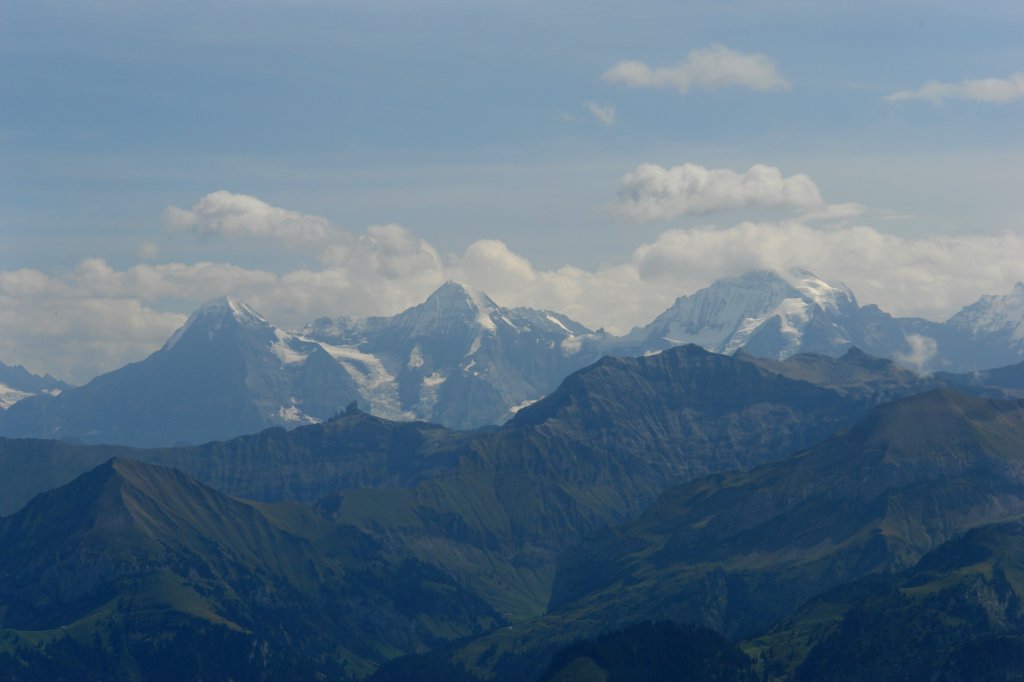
[3,181,1022,384]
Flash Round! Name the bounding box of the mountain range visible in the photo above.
[0,284,594,446]
[301,280,595,428]
[1,271,1022,447]
[0,361,68,409]
[606,270,1024,373]
[4,339,1024,678]
[5,377,1024,679]
[0,344,888,678]
[0,345,885,622]
[418,388,1024,680]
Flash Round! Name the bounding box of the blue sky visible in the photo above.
[2,0,1023,382]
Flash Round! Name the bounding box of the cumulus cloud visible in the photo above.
[584,101,616,126]
[454,239,660,334]
[0,254,443,385]
[886,72,1024,104]
[0,193,449,383]
[625,222,1024,323]
[615,163,825,220]
[454,224,1024,339]
[603,44,790,94]
[0,268,187,385]
[165,190,334,244]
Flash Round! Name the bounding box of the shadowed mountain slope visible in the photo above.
[0,297,364,447]
[0,345,875,622]
[0,360,69,410]
[430,389,1024,680]
[0,458,501,679]
[752,519,1024,681]
[549,390,1024,636]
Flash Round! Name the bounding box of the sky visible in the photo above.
[2,0,1023,384]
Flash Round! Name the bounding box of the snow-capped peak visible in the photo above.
[784,269,856,313]
[948,282,1024,341]
[623,269,858,358]
[199,296,265,322]
[162,296,272,350]
[425,280,496,311]
[398,280,499,334]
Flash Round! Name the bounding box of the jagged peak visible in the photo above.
[424,280,497,310]
[782,269,856,311]
[946,281,1024,336]
[395,280,499,334]
[162,296,272,351]
[195,295,264,321]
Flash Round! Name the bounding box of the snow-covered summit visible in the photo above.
[613,269,863,360]
[947,282,1024,342]
[785,269,857,313]
[425,280,496,310]
[395,280,499,335]
[300,280,596,428]
[163,296,273,351]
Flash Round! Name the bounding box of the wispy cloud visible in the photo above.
[886,72,1024,104]
[584,101,616,126]
[603,44,790,95]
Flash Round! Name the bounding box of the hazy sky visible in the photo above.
[2,0,1023,383]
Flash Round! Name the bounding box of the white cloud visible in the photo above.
[0,269,186,385]
[462,239,537,290]
[454,239,660,334]
[615,163,825,220]
[799,202,866,222]
[457,225,1024,337]
[603,44,790,95]
[165,190,334,244]
[5,190,1023,386]
[584,101,616,126]
[0,195,448,383]
[625,222,1024,323]
[893,334,939,374]
[886,72,1024,104]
